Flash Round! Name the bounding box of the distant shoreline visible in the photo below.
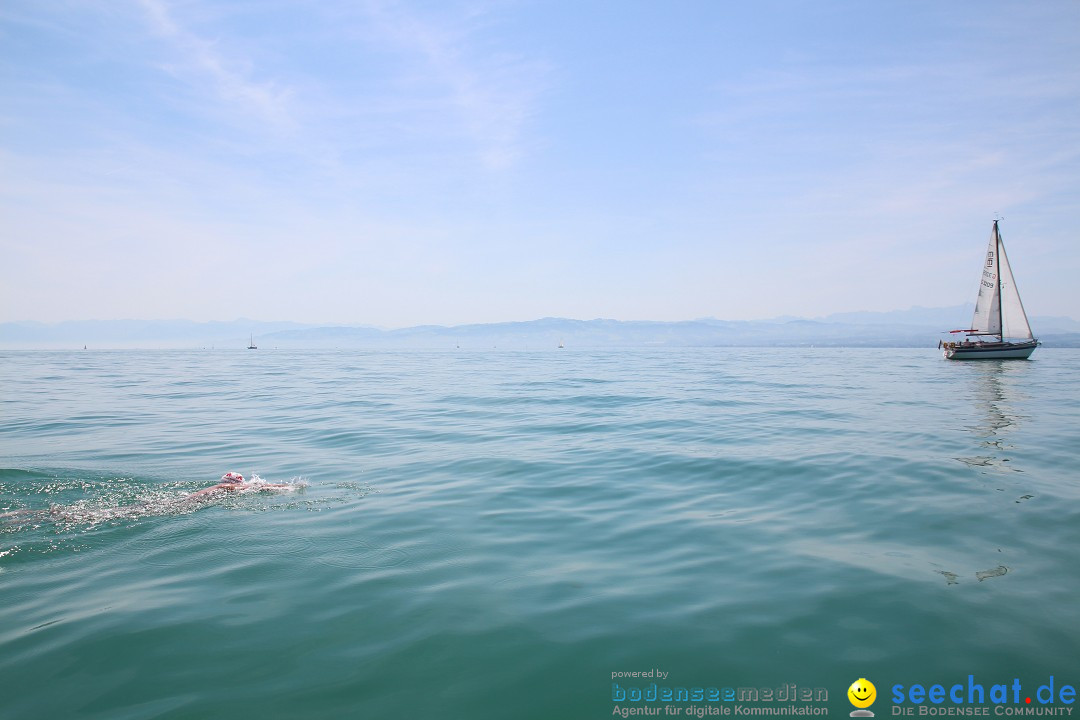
[3,309,1079,350]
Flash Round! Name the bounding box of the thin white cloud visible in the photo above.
[135,0,295,132]
[360,0,546,169]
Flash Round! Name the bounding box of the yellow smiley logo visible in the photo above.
[848,678,876,709]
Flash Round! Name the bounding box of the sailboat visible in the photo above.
[942,220,1038,360]
[247,334,257,350]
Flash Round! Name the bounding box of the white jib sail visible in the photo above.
[970,224,1001,335]
[996,233,1034,340]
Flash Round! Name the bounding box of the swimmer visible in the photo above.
[2,472,295,526]
[184,472,292,501]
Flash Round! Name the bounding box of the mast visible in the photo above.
[995,220,1003,341]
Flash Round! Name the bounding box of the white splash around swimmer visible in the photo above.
[229,472,308,493]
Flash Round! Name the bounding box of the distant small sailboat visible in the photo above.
[247,334,257,350]
[558,339,564,349]
[942,220,1038,360]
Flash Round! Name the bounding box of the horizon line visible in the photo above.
[5,302,1034,330]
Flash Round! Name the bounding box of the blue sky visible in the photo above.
[2,0,1078,326]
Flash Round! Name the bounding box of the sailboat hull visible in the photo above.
[944,341,1038,360]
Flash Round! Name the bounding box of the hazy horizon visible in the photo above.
[3,302,1080,332]
[3,1,1079,325]
[5,304,1080,351]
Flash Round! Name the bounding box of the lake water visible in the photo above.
[2,349,1078,719]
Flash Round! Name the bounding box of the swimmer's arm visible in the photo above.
[183,481,290,501]
[187,483,236,499]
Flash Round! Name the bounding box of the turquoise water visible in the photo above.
[2,349,1078,719]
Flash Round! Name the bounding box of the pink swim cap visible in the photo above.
[221,472,244,483]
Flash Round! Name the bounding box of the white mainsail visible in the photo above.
[970,224,1001,335]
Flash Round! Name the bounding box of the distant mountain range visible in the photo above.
[2,306,1079,349]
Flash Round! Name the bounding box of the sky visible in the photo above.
[1,0,1078,327]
